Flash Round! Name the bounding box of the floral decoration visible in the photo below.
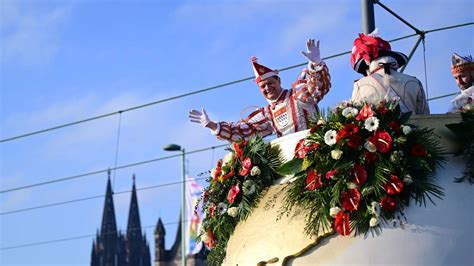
[199,135,281,265]
[277,100,445,237]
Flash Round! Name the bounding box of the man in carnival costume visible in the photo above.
[450,52,473,111]
[350,30,430,115]
[189,39,331,141]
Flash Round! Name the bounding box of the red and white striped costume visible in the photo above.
[213,62,331,141]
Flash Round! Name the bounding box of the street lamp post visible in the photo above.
[163,144,186,266]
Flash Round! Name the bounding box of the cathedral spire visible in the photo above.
[100,170,118,238]
[127,174,143,241]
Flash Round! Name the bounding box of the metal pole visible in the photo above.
[361,0,375,34]
[399,34,423,73]
[181,148,186,266]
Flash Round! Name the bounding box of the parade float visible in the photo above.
[200,104,473,266]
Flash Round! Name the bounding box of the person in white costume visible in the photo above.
[450,52,473,111]
[189,39,331,142]
[350,30,429,115]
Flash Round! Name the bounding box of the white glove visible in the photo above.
[301,39,321,64]
[189,108,213,128]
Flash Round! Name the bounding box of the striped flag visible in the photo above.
[185,175,204,254]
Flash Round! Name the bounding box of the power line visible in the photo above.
[0,144,226,194]
[1,22,471,144]
[0,177,207,216]
[0,220,186,251]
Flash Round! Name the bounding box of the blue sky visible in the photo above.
[1,0,472,265]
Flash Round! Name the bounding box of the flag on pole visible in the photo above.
[185,175,204,255]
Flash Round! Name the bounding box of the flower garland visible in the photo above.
[277,100,445,237]
[199,135,282,266]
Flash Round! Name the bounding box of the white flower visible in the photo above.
[402,125,412,135]
[369,217,379,227]
[217,202,228,215]
[329,207,341,218]
[250,166,261,176]
[342,107,359,118]
[364,116,379,132]
[243,180,256,195]
[331,149,343,160]
[223,152,234,164]
[364,141,377,153]
[317,117,326,125]
[370,202,381,217]
[403,174,413,185]
[347,182,357,189]
[227,207,239,217]
[324,130,337,146]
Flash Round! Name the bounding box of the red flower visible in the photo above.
[334,211,351,236]
[380,196,397,212]
[222,170,235,180]
[410,144,427,157]
[336,124,359,142]
[325,169,338,180]
[227,184,240,204]
[341,188,361,211]
[295,139,320,158]
[368,130,393,154]
[384,174,404,195]
[209,203,216,218]
[376,104,389,115]
[388,121,401,135]
[352,164,367,186]
[205,229,216,249]
[306,170,323,190]
[356,104,374,121]
[233,143,244,158]
[295,139,307,158]
[202,190,209,203]
[347,135,362,149]
[364,151,378,163]
[239,157,252,176]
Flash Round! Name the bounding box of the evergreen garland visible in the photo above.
[199,135,282,266]
[277,100,446,237]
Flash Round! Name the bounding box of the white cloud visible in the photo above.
[1,0,73,66]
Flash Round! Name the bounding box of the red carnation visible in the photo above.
[341,188,361,211]
[325,169,338,180]
[368,130,393,154]
[356,104,374,121]
[380,196,397,212]
[384,174,404,195]
[239,157,252,176]
[334,211,351,236]
[352,164,367,186]
[306,170,323,190]
[336,124,359,142]
[376,104,390,116]
[227,184,240,204]
[410,144,427,157]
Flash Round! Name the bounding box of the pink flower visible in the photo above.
[356,104,374,121]
[227,184,240,204]
[239,157,252,176]
[325,169,338,180]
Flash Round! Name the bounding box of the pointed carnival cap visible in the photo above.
[350,29,408,75]
[251,56,279,83]
[451,52,474,75]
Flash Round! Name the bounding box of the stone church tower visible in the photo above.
[91,173,151,266]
